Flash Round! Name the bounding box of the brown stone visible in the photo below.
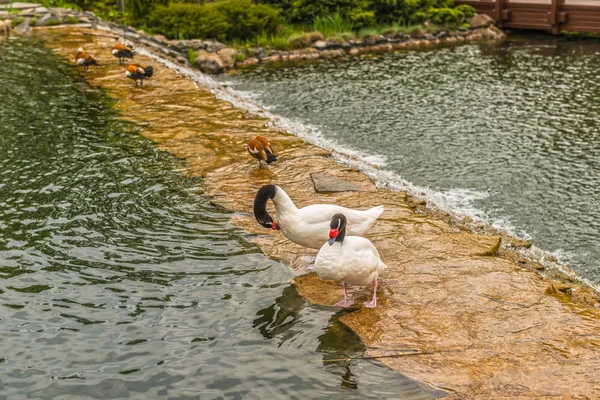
[470,13,495,28]
[217,48,236,69]
[195,50,225,74]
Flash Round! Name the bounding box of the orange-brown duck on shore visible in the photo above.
[74,47,98,71]
[247,136,277,167]
[112,42,134,64]
[126,63,154,86]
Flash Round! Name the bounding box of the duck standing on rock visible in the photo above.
[314,213,387,308]
[112,42,134,64]
[126,63,154,86]
[247,136,277,167]
[253,184,384,249]
[75,47,98,71]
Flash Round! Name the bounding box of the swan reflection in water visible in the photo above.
[253,284,446,398]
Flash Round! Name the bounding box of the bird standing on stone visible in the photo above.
[112,42,134,64]
[247,136,277,167]
[74,47,98,71]
[253,185,384,249]
[126,63,154,86]
[314,213,387,308]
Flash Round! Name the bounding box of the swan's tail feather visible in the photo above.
[378,261,388,273]
[366,205,385,220]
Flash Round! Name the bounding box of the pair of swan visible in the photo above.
[254,184,387,308]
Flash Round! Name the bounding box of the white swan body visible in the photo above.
[254,185,384,249]
[314,236,387,286]
[313,213,387,308]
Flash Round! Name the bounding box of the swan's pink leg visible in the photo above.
[363,279,378,308]
[334,282,354,307]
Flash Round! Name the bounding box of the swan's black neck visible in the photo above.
[330,213,347,243]
[254,185,278,229]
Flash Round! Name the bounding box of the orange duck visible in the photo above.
[126,63,154,86]
[74,47,98,71]
[247,136,277,167]
[112,42,134,64]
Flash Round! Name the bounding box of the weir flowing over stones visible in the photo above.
[37,28,600,397]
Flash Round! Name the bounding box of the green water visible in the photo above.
[0,37,444,398]
[226,35,600,283]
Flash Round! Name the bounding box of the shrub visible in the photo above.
[425,7,464,25]
[146,0,280,41]
[455,4,476,19]
[146,3,230,40]
[214,0,281,40]
[291,0,374,27]
[127,0,168,23]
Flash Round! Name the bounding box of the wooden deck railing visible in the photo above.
[455,0,600,34]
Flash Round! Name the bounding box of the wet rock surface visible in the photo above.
[42,28,600,398]
[311,173,363,192]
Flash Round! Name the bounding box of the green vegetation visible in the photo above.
[144,0,280,41]
[44,18,63,25]
[31,0,476,48]
[187,48,198,63]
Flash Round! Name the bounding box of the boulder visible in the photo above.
[261,53,281,63]
[486,24,506,40]
[240,56,258,66]
[203,39,225,53]
[313,40,327,50]
[35,13,52,26]
[217,48,236,69]
[470,13,495,28]
[13,20,31,35]
[152,34,168,44]
[195,51,225,74]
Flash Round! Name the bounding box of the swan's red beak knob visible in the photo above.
[272,222,279,230]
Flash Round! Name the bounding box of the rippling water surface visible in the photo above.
[0,37,442,398]
[225,35,600,282]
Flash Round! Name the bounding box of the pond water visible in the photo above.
[225,35,600,284]
[0,37,443,398]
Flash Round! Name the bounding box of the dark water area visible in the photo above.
[0,37,443,398]
[225,34,600,283]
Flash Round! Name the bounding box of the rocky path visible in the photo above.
[42,28,600,398]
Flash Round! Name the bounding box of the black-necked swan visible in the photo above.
[314,213,387,308]
[253,184,384,249]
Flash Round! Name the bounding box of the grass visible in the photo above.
[187,48,198,64]
[44,18,62,26]
[313,12,354,38]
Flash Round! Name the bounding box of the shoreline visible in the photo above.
[38,26,600,397]
[3,6,504,73]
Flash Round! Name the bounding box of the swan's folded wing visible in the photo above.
[297,204,345,225]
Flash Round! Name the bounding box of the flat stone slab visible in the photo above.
[310,173,362,192]
[0,2,41,9]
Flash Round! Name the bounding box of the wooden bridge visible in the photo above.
[455,0,600,34]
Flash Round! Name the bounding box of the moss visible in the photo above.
[187,48,198,64]
[44,19,63,26]
[65,16,80,24]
